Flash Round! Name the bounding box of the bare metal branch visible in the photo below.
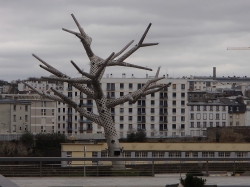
[111,40,134,60]
[71,60,94,79]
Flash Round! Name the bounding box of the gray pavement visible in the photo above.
[8,174,250,187]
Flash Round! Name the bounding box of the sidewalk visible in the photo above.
[8,174,250,187]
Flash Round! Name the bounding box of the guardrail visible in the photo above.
[0,157,249,177]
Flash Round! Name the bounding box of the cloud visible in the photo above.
[1,0,250,81]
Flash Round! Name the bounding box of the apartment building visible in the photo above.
[187,96,247,136]
[0,99,31,133]
[57,75,188,138]
[0,94,57,134]
[18,78,62,92]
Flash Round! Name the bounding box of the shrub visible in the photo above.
[180,174,206,187]
[127,130,147,142]
[20,132,34,147]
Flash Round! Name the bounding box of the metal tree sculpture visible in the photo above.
[24,14,170,169]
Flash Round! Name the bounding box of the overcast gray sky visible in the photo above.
[1,0,250,81]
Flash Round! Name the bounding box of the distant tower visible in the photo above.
[213,67,216,80]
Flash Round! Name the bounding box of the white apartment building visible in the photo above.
[57,75,188,138]
[18,79,62,92]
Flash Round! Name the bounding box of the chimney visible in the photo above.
[122,73,126,78]
[213,67,216,80]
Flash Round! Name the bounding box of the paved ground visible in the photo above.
[7,174,250,187]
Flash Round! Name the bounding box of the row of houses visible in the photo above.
[1,72,250,139]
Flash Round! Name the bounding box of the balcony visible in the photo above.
[137,119,146,123]
[159,128,168,131]
[159,111,167,115]
[137,111,146,115]
[159,104,168,107]
[67,127,72,131]
[160,96,168,99]
[66,119,72,123]
[106,87,115,91]
[137,103,146,107]
[79,102,93,107]
[78,119,92,123]
[159,120,168,123]
[67,87,72,91]
[67,111,73,115]
[78,127,93,132]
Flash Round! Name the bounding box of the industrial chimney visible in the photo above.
[213,67,216,80]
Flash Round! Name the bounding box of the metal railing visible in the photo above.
[0,157,249,177]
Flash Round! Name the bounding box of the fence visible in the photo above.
[0,157,249,177]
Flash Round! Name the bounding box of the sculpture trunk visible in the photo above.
[96,98,125,170]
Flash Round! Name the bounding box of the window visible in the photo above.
[13,105,16,111]
[151,116,155,121]
[202,152,215,157]
[218,152,230,157]
[58,108,60,113]
[181,93,185,98]
[236,152,247,157]
[216,114,219,120]
[172,116,176,121]
[172,108,176,113]
[120,83,124,89]
[120,116,124,121]
[120,92,124,96]
[52,109,54,115]
[42,101,46,107]
[172,124,176,129]
[181,108,185,113]
[151,124,155,129]
[190,122,194,128]
[236,121,239,126]
[190,113,194,120]
[128,116,132,121]
[151,93,155,97]
[222,122,226,127]
[129,83,133,89]
[172,84,176,89]
[181,116,185,121]
[190,106,194,111]
[25,115,28,122]
[197,122,200,128]
[197,106,200,111]
[181,84,185,89]
[151,108,155,113]
[120,108,124,113]
[25,105,28,111]
[151,100,155,105]
[181,124,185,129]
[210,122,213,127]
[210,106,213,111]
[181,101,185,106]
[137,83,144,89]
[13,115,16,122]
[236,107,239,112]
[216,106,219,111]
[203,106,207,111]
[129,124,133,129]
[222,106,226,111]
[172,100,176,106]
[169,152,181,157]
[120,124,124,129]
[128,108,132,113]
[203,122,207,128]
[172,92,176,98]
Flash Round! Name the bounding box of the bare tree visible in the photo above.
[23,14,170,169]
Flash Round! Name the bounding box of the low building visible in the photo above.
[61,142,250,166]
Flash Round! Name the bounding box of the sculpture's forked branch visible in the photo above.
[110,40,134,61]
[22,82,63,102]
[94,52,115,80]
[41,76,92,84]
[62,14,94,58]
[116,23,158,63]
[51,87,78,108]
[51,88,102,125]
[142,83,171,96]
[107,61,152,71]
[71,60,94,79]
[33,54,66,78]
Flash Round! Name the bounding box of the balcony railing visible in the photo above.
[78,119,92,123]
[137,111,146,115]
